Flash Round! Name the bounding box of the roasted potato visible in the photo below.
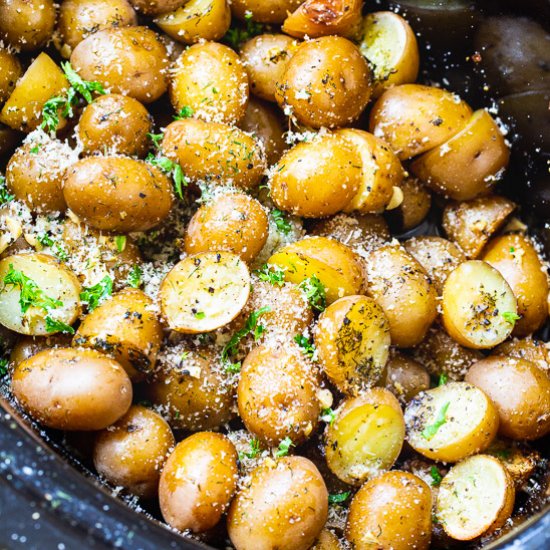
[387,177,432,232]
[495,336,550,375]
[383,351,430,404]
[0,49,22,105]
[9,334,73,367]
[229,0,302,24]
[128,0,187,16]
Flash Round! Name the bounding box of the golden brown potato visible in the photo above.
[77,94,152,157]
[184,193,268,263]
[0,0,55,51]
[275,36,372,128]
[170,41,249,124]
[495,337,550,375]
[155,0,231,44]
[56,0,137,57]
[70,27,169,103]
[238,342,320,446]
[487,442,540,489]
[269,133,362,218]
[0,49,22,105]
[442,195,516,259]
[12,347,132,430]
[383,351,431,404]
[365,244,437,347]
[160,432,237,532]
[315,295,390,395]
[227,456,328,550]
[412,110,510,201]
[63,156,173,232]
[161,119,266,190]
[482,234,549,336]
[128,0,186,16]
[465,356,550,440]
[387,177,432,232]
[311,529,342,550]
[369,84,473,160]
[326,388,405,485]
[9,334,73,367]
[230,0,302,24]
[240,34,297,103]
[93,405,175,498]
[347,471,432,550]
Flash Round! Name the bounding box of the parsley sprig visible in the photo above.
[275,436,294,458]
[80,275,113,311]
[294,333,316,359]
[173,106,194,120]
[430,466,443,486]
[271,209,292,234]
[0,175,14,205]
[299,275,326,312]
[421,401,450,440]
[127,265,143,288]
[254,264,285,286]
[0,358,8,377]
[320,407,336,425]
[224,11,265,49]
[45,317,75,335]
[238,438,261,461]
[328,492,351,505]
[502,311,521,324]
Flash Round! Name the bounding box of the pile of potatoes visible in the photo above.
[1,1,549,549]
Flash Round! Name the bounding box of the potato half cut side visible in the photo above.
[404,381,499,462]
[160,251,250,333]
[436,454,515,540]
[442,260,517,349]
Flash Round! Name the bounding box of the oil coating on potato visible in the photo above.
[383,351,431,404]
[128,0,187,16]
[230,0,302,24]
[0,50,22,106]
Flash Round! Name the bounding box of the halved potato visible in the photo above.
[405,381,499,463]
[383,351,430,404]
[360,11,419,98]
[0,253,81,336]
[436,454,515,540]
[442,260,517,349]
[159,252,250,333]
[0,206,23,255]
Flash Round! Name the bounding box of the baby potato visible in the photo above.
[315,295,391,396]
[365,244,437,347]
[347,471,432,550]
[10,334,73,367]
[326,388,405,485]
[0,0,55,51]
[170,41,248,124]
[275,36,373,129]
[404,236,466,294]
[160,252,250,333]
[405,381,499,463]
[387,177,432,232]
[147,344,235,430]
[383,351,430,404]
[93,405,175,499]
[442,195,516,259]
[495,336,550,375]
[412,110,510,201]
[466,356,550,440]
[0,53,69,132]
[238,342,320,446]
[282,0,363,39]
[227,456,328,550]
[269,133,362,218]
[336,129,404,214]
[311,529,342,550]
[268,236,364,305]
[161,119,266,190]
[74,288,163,381]
[78,94,152,157]
[12,347,132,430]
[184,193,268,263]
[155,0,231,44]
[0,206,23,255]
[57,0,137,57]
[63,156,173,232]
[436,455,515,541]
[0,49,22,105]
[0,123,21,157]
[360,11,420,98]
[129,0,186,15]
[0,253,81,336]
[70,27,169,103]
[160,432,238,532]
[482,234,548,336]
[230,0,302,24]
[442,260,517,349]
[369,84,473,160]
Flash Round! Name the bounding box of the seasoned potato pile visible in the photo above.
[0,1,549,549]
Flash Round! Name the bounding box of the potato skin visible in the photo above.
[78,94,152,157]
[9,334,73,367]
[0,49,22,105]
[227,456,328,550]
[387,177,432,232]
[129,0,187,16]
[159,432,238,532]
[93,405,175,498]
[383,351,430,404]
[276,36,372,129]
[347,471,432,550]
[70,27,169,103]
[63,156,173,232]
[230,0,302,24]
[12,347,132,430]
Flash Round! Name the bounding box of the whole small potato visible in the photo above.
[238,342,320,446]
[387,177,432,232]
[0,0,55,51]
[227,456,328,550]
[466,356,550,440]
[71,27,169,103]
[230,0,302,24]
[93,405,175,498]
[347,471,432,550]
[128,0,187,16]
[10,334,73,367]
[383,351,431,404]
[63,156,173,232]
[276,36,373,128]
[184,193,268,263]
[496,337,550,375]
[170,41,249,124]
[0,50,22,105]
[78,94,152,157]
[12,347,132,430]
[160,432,238,532]
[57,0,137,57]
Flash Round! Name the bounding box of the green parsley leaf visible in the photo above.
[255,264,285,286]
[30,145,40,154]
[320,407,336,425]
[37,233,54,248]
[223,11,265,49]
[275,436,294,458]
[45,316,75,335]
[294,333,316,359]
[127,265,143,288]
[194,311,205,319]
[174,106,194,120]
[421,401,450,440]
[114,235,126,253]
[148,132,164,149]
[509,247,515,254]
[328,492,351,505]
[239,438,261,461]
[80,275,113,311]
[172,163,187,200]
[0,358,9,377]
[40,96,67,133]
[61,61,105,103]
[0,175,14,205]
[430,466,443,486]
[438,373,448,386]
[146,153,187,200]
[299,275,326,312]
[272,209,292,234]
[502,311,521,324]
[224,361,241,374]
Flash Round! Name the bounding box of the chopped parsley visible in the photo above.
[421,401,450,440]
[127,265,143,288]
[294,333,316,359]
[173,105,194,120]
[0,358,8,377]
[320,407,336,425]
[114,235,126,253]
[271,209,292,234]
[255,264,285,286]
[224,11,265,49]
[299,275,326,312]
[79,275,113,311]
[275,436,294,458]
[430,466,443,486]
[194,311,205,319]
[224,361,242,374]
[30,145,40,154]
[502,311,521,324]
[328,492,351,505]
[145,152,188,200]
[438,373,448,386]
[37,233,68,262]
[0,175,14,205]
[239,438,261,461]
[45,316,75,335]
